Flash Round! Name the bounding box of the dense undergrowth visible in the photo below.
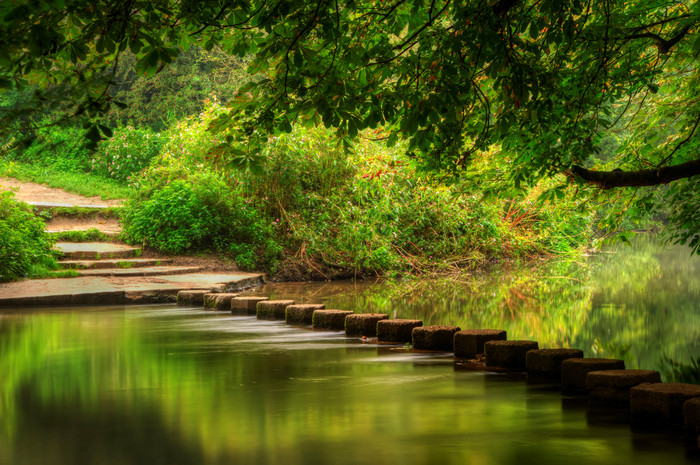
[0,45,596,280]
[0,191,58,282]
[115,106,594,277]
[1,101,595,278]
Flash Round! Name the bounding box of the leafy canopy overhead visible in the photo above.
[1,0,700,249]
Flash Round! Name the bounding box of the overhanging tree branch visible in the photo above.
[571,158,700,188]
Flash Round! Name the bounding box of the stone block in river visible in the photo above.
[526,348,584,378]
[345,313,388,337]
[376,319,423,343]
[631,383,700,429]
[285,304,326,326]
[412,325,461,351]
[485,340,539,369]
[312,309,354,330]
[231,296,269,315]
[453,329,507,359]
[203,292,239,311]
[256,300,295,320]
[587,369,662,406]
[561,358,626,393]
[176,290,210,307]
[684,397,700,435]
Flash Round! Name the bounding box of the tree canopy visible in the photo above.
[1,0,700,250]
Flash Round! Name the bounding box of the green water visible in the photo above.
[0,236,699,465]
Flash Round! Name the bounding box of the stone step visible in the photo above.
[54,242,140,259]
[0,273,265,307]
[72,266,202,277]
[60,258,173,270]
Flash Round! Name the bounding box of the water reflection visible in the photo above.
[253,235,700,374]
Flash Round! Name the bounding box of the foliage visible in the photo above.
[128,110,592,275]
[5,122,93,173]
[121,172,282,271]
[90,125,163,182]
[0,191,57,282]
[2,0,698,252]
[104,47,249,131]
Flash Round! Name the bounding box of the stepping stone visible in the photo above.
[412,325,461,351]
[631,383,700,428]
[203,293,240,311]
[312,309,354,330]
[453,329,507,359]
[345,313,388,337]
[60,258,172,269]
[376,319,423,343]
[684,397,700,436]
[55,242,140,259]
[285,304,326,325]
[257,300,295,320]
[177,290,211,306]
[485,340,539,369]
[561,358,626,393]
[526,348,584,378]
[587,369,662,405]
[75,266,202,277]
[231,296,270,315]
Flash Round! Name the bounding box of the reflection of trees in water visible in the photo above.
[258,235,700,375]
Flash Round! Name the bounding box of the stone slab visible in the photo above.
[0,273,264,307]
[55,242,140,259]
[561,358,626,393]
[453,329,507,359]
[631,383,700,428]
[376,319,423,343]
[485,340,539,369]
[526,348,584,378]
[177,290,211,306]
[587,369,662,405]
[684,397,700,435]
[345,313,388,337]
[203,293,240,311]
[285,304,326,325]
[257,300,296,320]
[312,309,354,330]
[75,266,202,277]
[412,325,461,351]
[231,296,270,315]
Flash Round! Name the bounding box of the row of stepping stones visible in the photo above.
[177,290,700,447]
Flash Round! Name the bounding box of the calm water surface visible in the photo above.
[1,237,698,465]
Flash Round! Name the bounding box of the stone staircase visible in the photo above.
[0,198,264,307]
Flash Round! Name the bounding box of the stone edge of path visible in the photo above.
[0,274,265,307]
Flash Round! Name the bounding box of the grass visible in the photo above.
[0,159,134,200]
[116,261,135,269]
[37,206,122,220]
[51,229,114,242]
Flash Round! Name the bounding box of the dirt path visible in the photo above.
[0,177,124,207]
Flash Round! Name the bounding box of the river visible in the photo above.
[0,236,698,464]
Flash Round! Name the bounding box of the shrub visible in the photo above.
[121,172,282,271]
[0,192,57,282]
[91,126,164,182]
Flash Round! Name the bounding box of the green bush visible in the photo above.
[121,173,282,271]
[0,192,57,282]
[10,123,92,173]
[91,126,164,182]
